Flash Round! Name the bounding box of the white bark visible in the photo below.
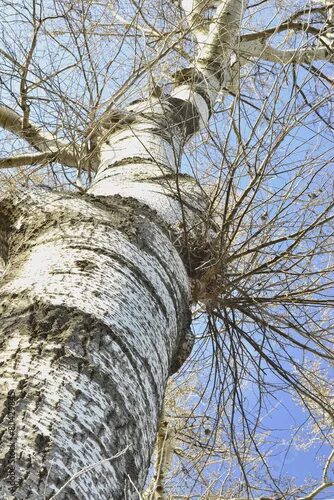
[88,95,210,226]
[0,188,190,498]
[0,106,77,168]
[0,152,58,169]
[238,38,334,65]
[196,0,245,64]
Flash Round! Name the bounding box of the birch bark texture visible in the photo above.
[0,188,191,498]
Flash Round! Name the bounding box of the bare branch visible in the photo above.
[238,39,333,65]
[298,480,334,500]
[241,23,320,43]
[0,152,59,169]
[0,106,77,167]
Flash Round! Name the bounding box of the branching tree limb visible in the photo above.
[0,106,77,167]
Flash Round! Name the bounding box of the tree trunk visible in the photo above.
[0,186,192,498]
[0,73,211,498]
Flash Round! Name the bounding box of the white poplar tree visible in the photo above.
[0,0,333,498]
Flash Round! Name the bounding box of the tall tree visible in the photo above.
[0,0,333,498]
